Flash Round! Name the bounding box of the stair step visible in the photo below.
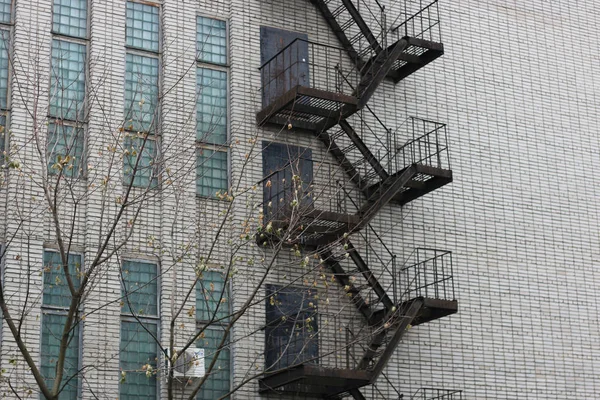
[331,5,346,18]
[339,18,355,32]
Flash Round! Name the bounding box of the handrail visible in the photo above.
[335,68,394,156]
[410,388,464,400]
[390,0,440,32]
[258,37,350,70]
[395,127,446,154]
[400,248,451,270]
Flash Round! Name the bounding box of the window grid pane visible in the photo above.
[43,251,82,308]
[196,271,228,322]
[197,149,227,197]
[196,328,231,399]
[121,260,158,316]
[53,0,87,39]
[123,136,158,189]
[0,114,5,163]
[47,123,84,178]
[120,320,158,399]
[0,0,10,24]
[0,30,9,110]
[41,313,80,400]
[126,1,159,52]
[197,16,227,65]
[125,53,158,133]
[196,67,227,144]
[50,39,86,121]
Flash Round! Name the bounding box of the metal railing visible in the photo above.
[259,38,360,108]
[411,388,464,400]
[264,311,362,371]
[400,249,455,301]
[390,117,450,174]
[390,0,442,43]
[260,158,364,224]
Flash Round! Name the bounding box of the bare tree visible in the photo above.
[0,17,378,400]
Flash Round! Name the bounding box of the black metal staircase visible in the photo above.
[311,0,444,83]
[259,242,458,399]
[257,1,458,398]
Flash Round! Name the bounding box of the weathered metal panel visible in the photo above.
[260,26,309,107]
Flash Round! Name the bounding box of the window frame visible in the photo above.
[46,117,86,179]
[0,1,12,167]
[124,0,162,190]
[40,249,84,400]
[195,14,230,200]
[50,0,90,41]
[195,267,232,399]
[119,258,161,399]
[47,0,89,179]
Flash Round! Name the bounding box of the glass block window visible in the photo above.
[125,53,158,133]
[0,0,11,24]
[121,260,158,316]
[53,0,87,39]
[0,114,4,161]
[41,313,80,400]
[197,17,226,65]
[123,136,158,188]
[120,320,158,399]
[196,67,227,144]
[197,149,227,197]
[0,31,9,110]
[47,123,84,178]
[43,251,82,308]
[50,39,86,121]
[196,271,228,322]
[196,328,230,400]
[126,1,159,52]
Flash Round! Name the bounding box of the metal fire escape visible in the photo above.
[257,1,457,398]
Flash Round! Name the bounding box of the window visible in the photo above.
[121,260,158,315]
[197,328,231,399]
[124,53,159,133]
[196,270,231,399]
[265,285,318,370]
[123,135,158,188]
[196,68,227,144]
[196,271,228,322]
[48,0,88,177]
[0,2,11,155]
[125,1,160,188]
[41,250,82,399]
[47,122,84,177]
[196,16,228,198]
[197,148,228,198]
[120,321,159,399]
[41,314,80,400]
[120,260,159,399]
[0,30,8,111]
[197,16,227,65]
[43,251,82,308]
[49,40,86,121]
[0,114,5,161]
[52,0,87,39]
[0,0,10,25]
[126,2,159,52]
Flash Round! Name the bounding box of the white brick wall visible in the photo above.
[1,0,599,399]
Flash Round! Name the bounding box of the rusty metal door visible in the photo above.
[260,26,310,107]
